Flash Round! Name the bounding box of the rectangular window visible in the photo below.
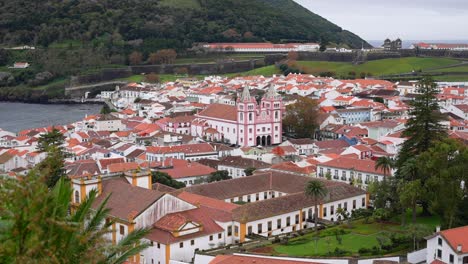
[362,198,366,207]
[268,221,272,231]
[353,200,356,209]
[449,254,454,264]
[179,242,184,248]
[256,193,259,201]
[258,223,263,233]
[264,192,267,199]
[227,226,232,236]
[295,214,299,224]
[157,243,160,249]
[344,202,348,210]
[437,249,442,259]
[438,237,443,246]
[277,219,281,229]
[209,235,213,241]
[330,206,334,215]
[286,217,291,226]
[191,240,195,246]
[324,207,327,217]
[218,233,222,239]
[247,195,251,203]
[234,226,239,236]
[119,225,125,235]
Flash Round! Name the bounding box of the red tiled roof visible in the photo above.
[147,143,215,155]
[146,206,226,244]
[210,255,320,264]
[440,225,468,253]
[161,161,216,179]
[98,158,126,170]
[197,104,237,121]
[108,162,140,173]
[176,191,238,213]
[320,156,386,176]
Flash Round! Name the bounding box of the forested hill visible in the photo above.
[0,0,369,50]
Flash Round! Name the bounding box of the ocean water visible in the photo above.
[0,102,101,133]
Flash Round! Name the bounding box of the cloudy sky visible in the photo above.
[294,0,468,41]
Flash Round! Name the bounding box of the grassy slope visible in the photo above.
[273,215,440,257]
[428,65,468,72]
[297,57,459,76]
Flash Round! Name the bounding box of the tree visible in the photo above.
[151,171,186,189]
[375,156,394,181]
[335,207,350,224]
[0,48,10,66]
[208,170,232,182]
[406,224,431,250]
[305,180,328,232]
[0,170,149,263]
[37,128,67,188]
[101,104,112,114]
[398,76,447,167]
[144,73,160,83]
[397,76,447,216]
[150,49,177,64]
[287,51,299,61]
[398,179,424,224]
[419,139,468,228]
[282,96,319,138]
[128,51,143,65]
[244,167,256,176]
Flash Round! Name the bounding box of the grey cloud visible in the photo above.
[294,0,468,40]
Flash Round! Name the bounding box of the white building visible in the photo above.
[426,225,468,264]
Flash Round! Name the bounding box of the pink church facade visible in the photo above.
[191,86,284,147]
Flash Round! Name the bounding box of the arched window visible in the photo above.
[275,111,279,119]
[74,190,80,203]
[249,113,253,121]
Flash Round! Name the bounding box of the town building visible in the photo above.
[426,225,468,264]
[202,43,320,53]
[191,86,284,147]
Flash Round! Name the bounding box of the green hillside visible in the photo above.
[0,0,368,49]
[296,57,460,77]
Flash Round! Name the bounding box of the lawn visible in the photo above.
[428,65,468,73]
[261,213,440,258]
[225,65,281,77]
[433,75,468,82]
[296,57,459,77]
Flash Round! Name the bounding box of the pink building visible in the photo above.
[191,86,284,147]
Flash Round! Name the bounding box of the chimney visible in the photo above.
[457,244,462,253]
[436,226,441,232]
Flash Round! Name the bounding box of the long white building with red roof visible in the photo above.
[203,42,319,52]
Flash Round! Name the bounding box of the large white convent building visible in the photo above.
[191,86,284,147]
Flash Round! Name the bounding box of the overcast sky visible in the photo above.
[294,0,468,41]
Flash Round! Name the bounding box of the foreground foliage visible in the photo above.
[0,171,149,263]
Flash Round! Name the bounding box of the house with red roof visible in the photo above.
[426,225,468,264]
[316,156,389,187]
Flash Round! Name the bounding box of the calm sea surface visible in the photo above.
[0,102,101,133]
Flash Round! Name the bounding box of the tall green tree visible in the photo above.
[0,170,149,263]
[397,76,447,216]
[151,171,186,189]
[305,180,328,232]
[37,128,68,188]
[398,76,446,167]
[375,156,394,181]
[419,139,468,228]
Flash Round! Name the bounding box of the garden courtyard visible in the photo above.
[249,212,440,258]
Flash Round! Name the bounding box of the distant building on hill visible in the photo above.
[382,38,402,50]
[410,42,468,51]
[202,42,319,53]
